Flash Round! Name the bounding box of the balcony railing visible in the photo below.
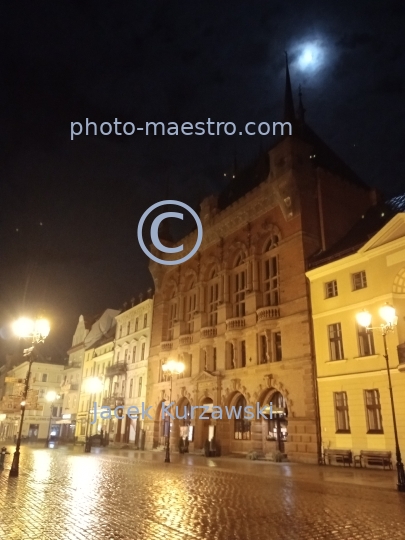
[256,306,280,321]
[201,326,217,339]
[226,317,245,331]
[161,341,173,352]
[60,382,79,393]
[179,334,193,347]
[105,362,127,378]
[102,395,125,408]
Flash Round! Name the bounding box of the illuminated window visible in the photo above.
[364,389,383,433]
[357,325,375,356]
[334,392,350,433]
[352,271,367,291]
[234,395,251,440]
[328,323,344,360]
[325,280,338,298]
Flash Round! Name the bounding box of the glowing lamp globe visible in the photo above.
[356,310,372,328]
[35,318,50,339]
[86,377,103,394]
[379,304,397,326]
[46,390,58,403]
[12,318,35,338]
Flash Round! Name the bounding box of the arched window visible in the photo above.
[262,237,279,307]
[234,395,251,440]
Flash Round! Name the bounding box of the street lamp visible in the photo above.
[9,317,50,478]
[356,303,405,492]
[45,390,60,447]
[84,376,103,453]
[161,359,185,463]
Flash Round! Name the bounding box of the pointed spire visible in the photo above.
[284,52,295,123]
[298,85,306,123]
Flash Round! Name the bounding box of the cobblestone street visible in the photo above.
[0,445,404,540]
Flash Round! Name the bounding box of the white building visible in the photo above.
[108,296,153,445]
[58,315,92,441]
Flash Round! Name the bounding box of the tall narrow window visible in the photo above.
[138,377,143,397]
[127,321,131,335]
[364,389,383,433]
[129,379,133,398]
[208,281,219,326]
[168,299,177,340]
[273,332,282,362]
[132,345,137,363]
[213,347,217,371]
[241,340,246,367]
[143,314,148,328]
[119,325,122,338]
[263,256,279,306]
[234,395,251,440]
[334,392,350,433]
[124,349,128,363]
[357,325,375,356]
[184,280,197,334]
[141,342,146,360]
[328,323,344,360]
[260,335,267,364]
[234,256,247,317]
[135,318,139,331]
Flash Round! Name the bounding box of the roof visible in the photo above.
[308,194,405,268]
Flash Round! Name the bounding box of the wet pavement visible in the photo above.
[0,444,404,539]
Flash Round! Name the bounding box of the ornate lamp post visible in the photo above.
[356,303,405,492]
[9,317,50,478]
[84,376,104,453]
[161,359,185,463]
[45,390,60,447]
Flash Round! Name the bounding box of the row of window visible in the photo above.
[80,376,143,411]
[325,270,367,299]
[327,323,375,360]
[117,342,146,364]
[32,373,62,383]
[334,389,383,434]
[118,314,148,339]
[167,253,280,339]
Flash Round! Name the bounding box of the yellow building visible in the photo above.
[307,210,405,462]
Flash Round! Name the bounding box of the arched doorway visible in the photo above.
[261,390,288,454]
[172,398,192,451]
[196,397,213,449]
[153,401,166,448]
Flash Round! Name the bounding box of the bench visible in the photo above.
[354,450,392,470]
[325,449,352,467]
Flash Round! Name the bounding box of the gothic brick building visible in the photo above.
[144,61,377,463]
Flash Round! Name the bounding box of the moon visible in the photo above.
[296,42,325,71]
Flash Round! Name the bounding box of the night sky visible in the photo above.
[0,1,404,361]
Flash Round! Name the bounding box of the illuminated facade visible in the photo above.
[307,211,405,458]
[59,315,90,441]
[144,65,377,463]
[107,296,153,444]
